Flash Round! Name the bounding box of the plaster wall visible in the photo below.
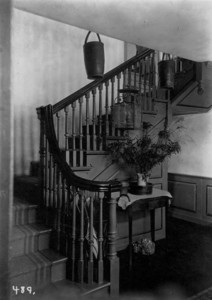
[168,110,212,177]
[14,0,212,62]
[12,8,124,175]
[0,1,12,298]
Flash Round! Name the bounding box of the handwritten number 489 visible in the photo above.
[12,286,35,295]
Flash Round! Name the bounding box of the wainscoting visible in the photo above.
[168,173,212,224]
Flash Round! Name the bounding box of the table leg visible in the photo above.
[128,206,133,275]
[150,209,155,242]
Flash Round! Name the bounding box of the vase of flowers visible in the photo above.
[107,122,181,194]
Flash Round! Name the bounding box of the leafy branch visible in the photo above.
[107,125,181,179]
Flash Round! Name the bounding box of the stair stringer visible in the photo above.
[86,101,169,182]
[172,81,212,115]
[73,101,170,251]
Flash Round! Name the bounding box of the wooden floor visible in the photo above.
[118,216,212,299]
[15,216,212,299]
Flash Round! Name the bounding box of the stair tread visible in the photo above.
[10,250,67,277]
[10,252,51,276]
[106,136,128,140]
[86,150,108,155]
[14,175,39,185]
[72,166,92,171]
[40,249,67,264]
[11,224,51,241]
[13,198,38,208]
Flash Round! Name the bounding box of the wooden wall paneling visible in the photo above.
[168,173,202,222]
[168,173,212,224]
[202,178,212,222]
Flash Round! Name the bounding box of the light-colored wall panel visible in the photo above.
[169,109,212,178]
[12,9,124,175]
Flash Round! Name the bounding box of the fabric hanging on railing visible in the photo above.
[75,193,99,259]
[85,223,98,259]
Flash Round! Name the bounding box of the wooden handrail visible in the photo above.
[52,49,154,114]
[44,104,121,192]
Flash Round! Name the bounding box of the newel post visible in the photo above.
[36,106,46,208]
[107,188,119,296]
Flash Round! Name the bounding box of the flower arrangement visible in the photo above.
[107,122,181,186]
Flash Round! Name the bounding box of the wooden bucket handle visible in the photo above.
[162,53,171,61]
[84,31,101,44]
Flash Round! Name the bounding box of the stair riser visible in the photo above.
[13,207,37,226]
[10,232,50,258]
[11,268,51,290]
[14,178,40,203]
[11,261,67,290]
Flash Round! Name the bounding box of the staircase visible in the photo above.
[10,49,203,298]
[10,175,68,298]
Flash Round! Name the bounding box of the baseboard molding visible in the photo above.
[170,210,211,226]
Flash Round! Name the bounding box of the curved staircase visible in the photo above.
[11,48,204,298]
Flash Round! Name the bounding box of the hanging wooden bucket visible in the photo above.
[83,31,105,80]
[158,54,175,89]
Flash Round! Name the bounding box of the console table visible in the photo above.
[114,188,172,273]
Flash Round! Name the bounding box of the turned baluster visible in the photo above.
[110,77,115,136]
[107,190,119,295]
[64,182,70,257]
[85,92,91,151]
[105,81,109,138]
[138,58,143,94]
[116,73,121,137]
[143,58,147,111]
[56,112,60,143]
[92,88,97,151]
[117,73,121,101]
[71,102,77,167]
[133,62,137,89]
[122,69,126,88]
[147,56,151,111]
[54,170,63,251]
[60,176,66,255]
[151,52,157,111]
[78,191,84,283]
[88,195,94,284]
[98,84,103,150]
[48,151,53,208]
[52,161,57,210]
[98,192,104,283]
[78,97,84,166]
[64,106,70,165]
[71,189,77,281]
[154,51,160,91]
[44,136,49,208]
[127,66,132,88]
[37,107,46,207]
